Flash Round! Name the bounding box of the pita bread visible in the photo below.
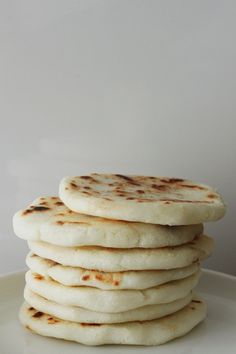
[59,174,226,225]
[26,252,200,290]
[28,235,213,272]
[13,196,203,248]
[19,297,206,345]
[24,287,193,324]
[25,270,200,313]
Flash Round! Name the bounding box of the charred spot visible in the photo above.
[192,300,202,303]
[82,191,90,195]
[160,178,184,183]
[56,220,64,225]
[118,193,126,197]
[48,317,59,324]
[34,274,44,280]
[70,182,77,188]
[136,190,145,194]
[164,201,171,204]
[84,186,91,190]
[32,311,43,318]
[54,201,63,206]
[114,280,120,286]
[81,323,101,326]
[29,307,34,311]
[22,206,50,215]
[82,275,90,281]
[126,197,135,200]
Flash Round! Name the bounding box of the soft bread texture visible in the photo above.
[59,174,226,225]
[13,196,203,248]
[25,270,200,313]
[24,287,193,324]
[28,235,213,272]
[26,252,200,290]
[19,298,207,346]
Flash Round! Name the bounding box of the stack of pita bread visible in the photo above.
[13,174,226,346]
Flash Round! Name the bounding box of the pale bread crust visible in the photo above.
[19,298,207,345]
[28,235,214,272]
[59,174,226,225]
[26,252,200,290]
[25,270,200,313]
[13,196,203,248]
[24,287,193,324]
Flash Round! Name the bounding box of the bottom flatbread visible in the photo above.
[19,297,206,346]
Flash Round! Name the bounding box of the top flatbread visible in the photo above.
[13,196,202,248]
[59,174,226,225]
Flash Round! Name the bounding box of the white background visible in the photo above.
[0,0,235,275]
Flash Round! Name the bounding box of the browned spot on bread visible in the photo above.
[80,175,96,181]
[104,198,112,201]
[115,174,140,186]
[70,182,77,188]
[207,193,217,199]
[82,275,90,281]
[179,184,207,191]
[56,220,64,225]
[126,197,135,200]
[34,274,44,280]
[54,201,63,206]
[51,197,58,200]
[84,186,91,190]
[68,210,73,214]
[32,311,43,318]
[192,300,202,303]
[22,206,50,215]
[190,306,196,310]
[159,199,212,203]
[114,280,120,286]
[28,307,34,311]
[160,178,184,183]
[39,201,48,206]
[95,274,103,281]
[81,323,101,326]
[40,197,46,200]
[151,184,168,191]
[136,190,145,194]
[164,201,171,204]
[82,191,91,195]
[55,213,65,217]
[48,317,59,324]
[25,325,32,331]
[65,187,69,190]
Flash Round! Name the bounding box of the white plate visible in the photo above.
[0,269,235,354]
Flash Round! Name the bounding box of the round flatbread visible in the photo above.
[24,287,193,324]
[59,174,226,225]
[13,196,203,248]
[19,297,206,346]
[25,270,200,313]
[26,252,200,290]
[28,235,213,272]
